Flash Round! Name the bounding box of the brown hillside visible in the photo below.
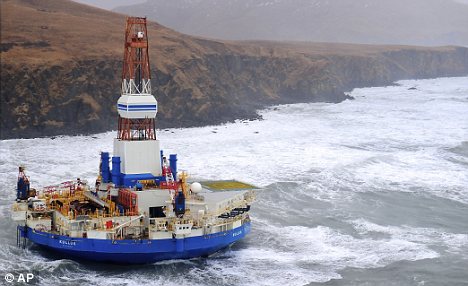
[1,0,468,139]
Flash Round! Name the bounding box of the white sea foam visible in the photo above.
[224,218,439,285]
[351,218,468,255]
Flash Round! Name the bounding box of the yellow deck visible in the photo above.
[199,180,260,191]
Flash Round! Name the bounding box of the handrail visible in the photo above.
[113,214,144,232]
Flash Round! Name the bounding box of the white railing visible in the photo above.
[112,215,144,239]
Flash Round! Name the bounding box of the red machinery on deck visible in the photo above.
[118,189,138,215]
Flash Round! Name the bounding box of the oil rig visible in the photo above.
[11,17,256,263]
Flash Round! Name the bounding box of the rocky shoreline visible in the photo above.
[2,45,468,140]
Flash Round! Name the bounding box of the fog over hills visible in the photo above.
[113,0,468,46]
[72,0,145,10]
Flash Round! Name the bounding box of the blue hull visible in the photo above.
[22,222,250,264]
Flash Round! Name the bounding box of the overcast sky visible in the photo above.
[73,0,468,11]
[72,0,146,10]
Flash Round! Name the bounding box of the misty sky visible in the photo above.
[72,0,146,10]
[73,0,468,10]
[74,0,468,9]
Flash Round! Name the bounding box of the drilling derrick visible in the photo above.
[118,17,156,140]
[112,17,163,187]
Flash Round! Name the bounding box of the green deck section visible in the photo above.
[199,180,260,191]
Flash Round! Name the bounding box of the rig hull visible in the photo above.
[20,222,250,264]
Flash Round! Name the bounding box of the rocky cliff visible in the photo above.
[1,0,468,139]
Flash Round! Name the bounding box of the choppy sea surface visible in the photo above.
[1,76,467,286]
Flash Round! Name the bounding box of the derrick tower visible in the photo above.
[112,17,163,186]
[118,17,155,140]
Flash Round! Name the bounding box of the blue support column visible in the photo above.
[101,152,111,183]
[17,177,28,200]
[169,154,177,181]
[111,156,121,186]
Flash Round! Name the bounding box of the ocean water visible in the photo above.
[0,76,467,286]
